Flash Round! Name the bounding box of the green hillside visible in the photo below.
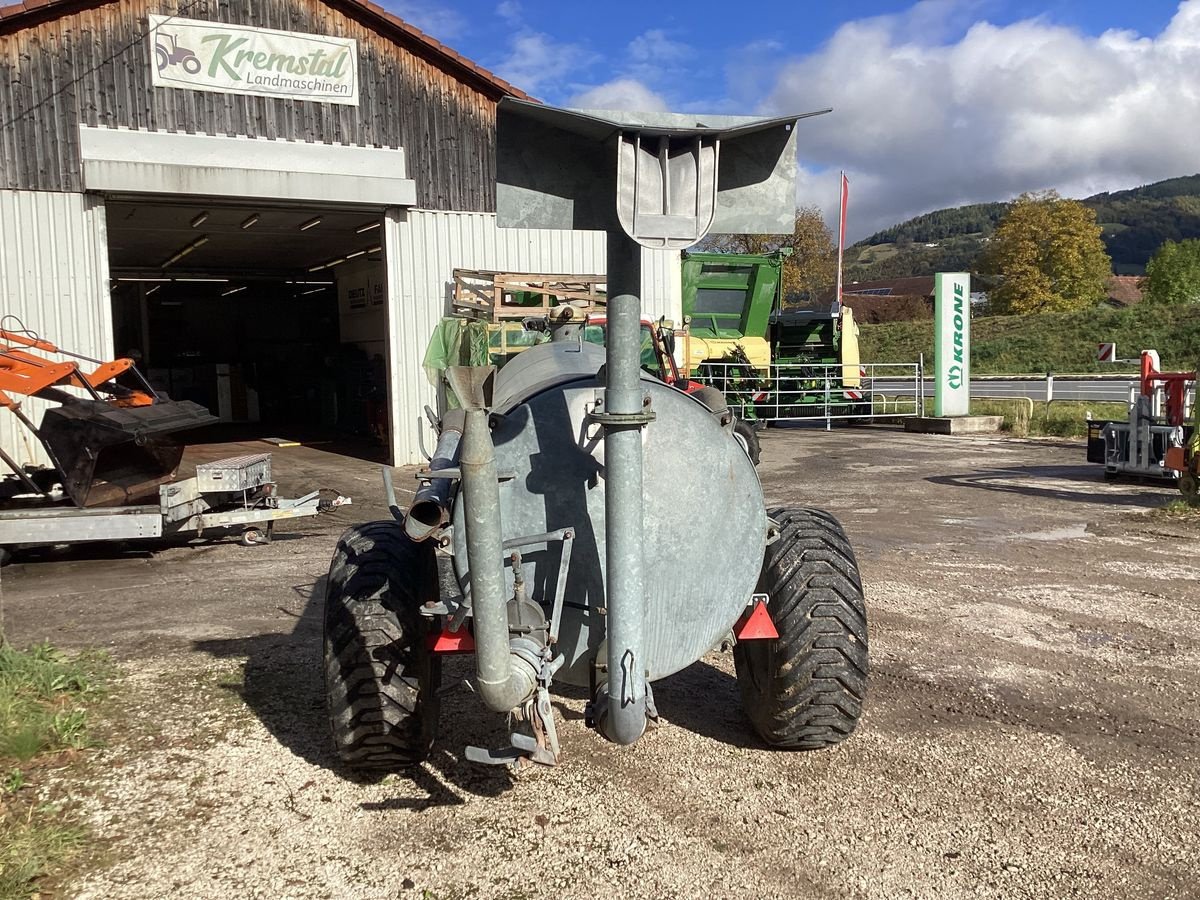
[859,303,1200,374]
[846,174,1200,282]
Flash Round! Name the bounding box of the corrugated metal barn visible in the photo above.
[0,0,681,466]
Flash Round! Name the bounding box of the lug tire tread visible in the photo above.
[323,521,440,769]
[735,506,869,749]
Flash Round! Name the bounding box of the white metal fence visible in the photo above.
[693,361,926,426]
[687,363,1176,428]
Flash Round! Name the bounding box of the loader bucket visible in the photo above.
[38,399,217,507]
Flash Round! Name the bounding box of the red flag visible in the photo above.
[836,171,849,308]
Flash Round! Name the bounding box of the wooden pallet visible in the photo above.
[452,269,606,321]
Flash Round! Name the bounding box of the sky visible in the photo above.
[385,0,1197,241]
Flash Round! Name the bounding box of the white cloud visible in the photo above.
[766,0,1200,240]
[385,1,466,41]
[495,1,521,25]
[494,31,597,94]
[620,28,694,104]
[628,29,692,64]
[568,78,670,113]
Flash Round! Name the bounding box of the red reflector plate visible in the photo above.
[733,598,779,641]
[427,628,476,654]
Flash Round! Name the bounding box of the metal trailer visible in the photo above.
[321,100,869,775]
[1085,351,1195,482]
[0,452,348,557]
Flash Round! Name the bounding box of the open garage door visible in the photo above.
[106,199,388,460]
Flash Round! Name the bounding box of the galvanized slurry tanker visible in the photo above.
[323,99,869,768]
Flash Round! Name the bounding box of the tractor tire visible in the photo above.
[734,507,868,749]
[323,521,441,769]
[1181,471,1200,506]
[733,418,761,466]
[688,385,729,414]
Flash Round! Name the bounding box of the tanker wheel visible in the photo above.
[323,521,441,769]
[734,507,868,749]
[1181,472,1200,506]
[732,418,761,466]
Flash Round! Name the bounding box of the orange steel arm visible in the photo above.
[0,332,150,409]
[0,355,81,409]
[0,328,60,354]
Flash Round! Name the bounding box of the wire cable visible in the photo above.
[0,0,208,132]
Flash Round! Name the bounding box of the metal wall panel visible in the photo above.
[384,208,681,464]
[0,190,112,467]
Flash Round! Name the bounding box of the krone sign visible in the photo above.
[934,272,971,416]
[149,16,359,106]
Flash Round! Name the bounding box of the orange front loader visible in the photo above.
[0,325,215,507]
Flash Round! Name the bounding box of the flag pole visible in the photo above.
[835,170,848,312]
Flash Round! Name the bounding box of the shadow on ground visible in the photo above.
[927,466,1176,507]
[194,575,517,806]
[653,659,761,750]
[193,574,773,789]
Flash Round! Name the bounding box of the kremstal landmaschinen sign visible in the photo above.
[149,15,359,106]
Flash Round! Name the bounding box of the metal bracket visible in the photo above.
[418,593,465,619]
[765,516,782,546]
[464,654,563,770]
[465,731,556,768]
[415,467,517,483]
[587,390,656,426]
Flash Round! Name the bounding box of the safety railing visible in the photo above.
[691,361,925,426]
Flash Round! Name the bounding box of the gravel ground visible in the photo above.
[3,428,1198,899]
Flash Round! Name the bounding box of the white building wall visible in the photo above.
[0,190,112,468]
[385,208,682,465]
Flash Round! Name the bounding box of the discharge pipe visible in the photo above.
[598,235,649,745]
[404,409,464,542]
[459,406,538,713]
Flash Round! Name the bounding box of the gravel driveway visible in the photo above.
[4,429,1197,899]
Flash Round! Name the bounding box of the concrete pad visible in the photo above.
[904,415,1005,434]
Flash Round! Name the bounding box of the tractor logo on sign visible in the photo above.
[948,364,963,390]
[148,15,359,105]
[155,32,202,75]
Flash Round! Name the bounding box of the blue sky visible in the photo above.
[388,1,1200,239]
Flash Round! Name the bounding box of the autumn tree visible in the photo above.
[1142,239,1200,304]
[703,206,837,303]
[982,191,1112,314]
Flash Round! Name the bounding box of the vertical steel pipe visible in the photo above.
[600,235,648,745]
[460,407,537,713]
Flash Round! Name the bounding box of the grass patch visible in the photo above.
[1152,499,1200,520]
[0,642,108,899]
[0,643,104,761]
[860,303,1200,374]
[0,817,87,900]
[969,400,1128,438]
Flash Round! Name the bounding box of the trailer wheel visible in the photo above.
[735,507,868,749]
[732,418,761,466]
[323,521,441,769]
[1181,472,1200,505]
